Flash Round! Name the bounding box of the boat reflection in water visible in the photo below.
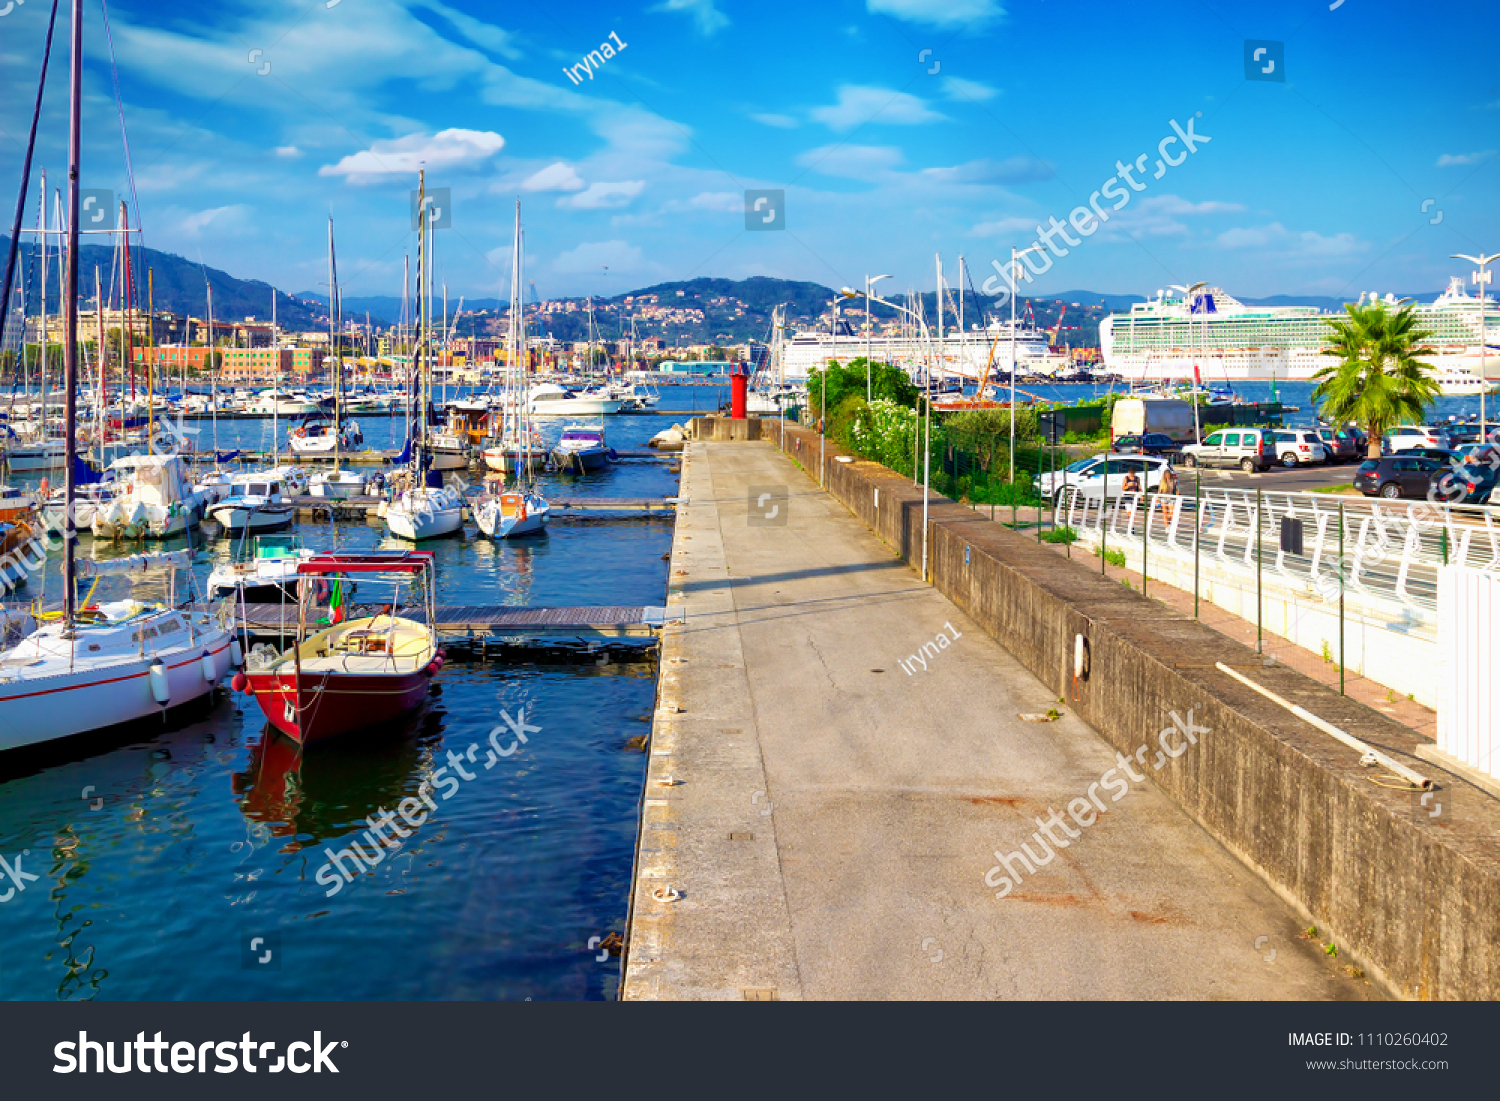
[232,699,446,858]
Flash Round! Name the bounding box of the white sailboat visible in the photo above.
[0,10,237,752]
[384,169,464,541]
[477,200,549,539]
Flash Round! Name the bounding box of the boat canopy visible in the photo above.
[298,551,435,576]
[76,550,192,577]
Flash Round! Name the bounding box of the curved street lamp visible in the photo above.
[1452,253,1500,437]
[865,274,891,402]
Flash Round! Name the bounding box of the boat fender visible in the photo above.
[230,637,243,668]
[231,672,249,693]
[201,650,219,685]
[148,660,171,706]
[607,448,619,463]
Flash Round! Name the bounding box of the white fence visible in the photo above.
[1437,568,1500,773]
[1053,485,1500,707]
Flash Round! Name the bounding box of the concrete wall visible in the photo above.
[770,423,1500,1000]
[1081,534,1438,708]
[690,416,762,442]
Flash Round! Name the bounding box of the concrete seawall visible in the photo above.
[772,423,1500,1000]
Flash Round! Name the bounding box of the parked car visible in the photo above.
[1429,460,1500,505]
[1383,425,1452,453]
[1037,453,1172,503]
[1353,455,1448,499]
[1317,426,1366,462]
[1179,427,1277,472]
[1454,441,1500,467]
[1391,446,1467,466]
[1271,429,1329,467]
[1111,432,1184,459]
[1443,423,1500,447]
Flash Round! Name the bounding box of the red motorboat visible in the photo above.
[232,551,445,745]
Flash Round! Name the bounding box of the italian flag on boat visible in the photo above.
[323,578,345,625]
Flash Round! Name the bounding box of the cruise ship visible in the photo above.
[1099,279,1500,394]
[781,317,1069,382]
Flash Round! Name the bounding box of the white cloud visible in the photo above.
[1437,150,1495,167]
[795,144,905,178]
[319,129,505,184]
[553,240,647,272]
[810,85,944,131]
[560,180,646,209]
[1215,221,1363,257]
[920,156,1052,186]
[661,191,742,213]
[179,205,250,234]
[867,0,1005,29]
[274,146,302,158]
[1136,195,1245,215]
[650,0,729,35]
[521,162,585,192]
[969,216,1040,237]
[939,76,1000,102]
[752,112,800,128]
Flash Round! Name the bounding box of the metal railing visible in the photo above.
[1056,484,1500,621]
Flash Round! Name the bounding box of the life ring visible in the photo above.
[293,428,307,439]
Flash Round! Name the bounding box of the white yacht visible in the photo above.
[527,382,622,416]
[91,454,209,540]
[206,473,296,534]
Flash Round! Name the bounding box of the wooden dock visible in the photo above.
[227,602,678,641]
[191,449,675,466]
[287,495,684,520]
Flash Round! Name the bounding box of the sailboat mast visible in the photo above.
[328,215,337,470]
[39,171,47,429]
[61,0,81,628]
[416,170,427,455]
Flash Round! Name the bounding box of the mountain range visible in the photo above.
[2,236,1445,348]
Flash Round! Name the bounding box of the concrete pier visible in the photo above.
[623,440,1376,1000]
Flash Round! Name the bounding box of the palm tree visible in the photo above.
[1313,299,1440,459]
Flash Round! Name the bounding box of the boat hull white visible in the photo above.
[0,631,234,752]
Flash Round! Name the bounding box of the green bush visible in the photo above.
[1041,526,1078,544]
[807,359,919,418]
[1093,546,1127,567]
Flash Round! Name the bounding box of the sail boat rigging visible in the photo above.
[476,199,549,539]
[383,170,463,541]
[0,0,237,753]
[303,216,365,496]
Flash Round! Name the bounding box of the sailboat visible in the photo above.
[477,200,549,539]
[383,170,464,541]
[306,220,367,499]
[0,0,237,751]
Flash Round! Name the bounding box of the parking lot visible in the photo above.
[1175,459,1356,494]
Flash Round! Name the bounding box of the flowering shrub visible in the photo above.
[847,398,927,472]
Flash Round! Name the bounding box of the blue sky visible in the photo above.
[2,0,1497,308]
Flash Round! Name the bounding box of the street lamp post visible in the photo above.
[1452,253,1499,437]
[1008,245,1045,493]
[1169,281,1207,445]
[843,286,935,575]
[866,273,891,402]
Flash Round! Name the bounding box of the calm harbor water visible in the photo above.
[0,389,719,1001]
